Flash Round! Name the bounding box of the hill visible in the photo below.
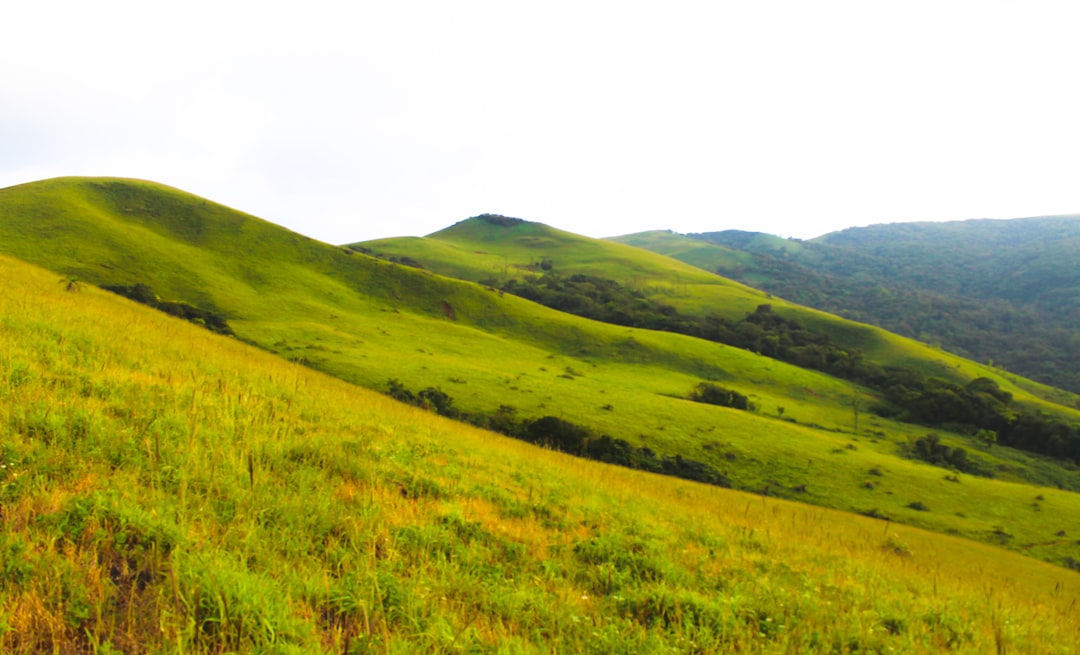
[2,249,1079,653]
[611,217,1080,393]
[3,178,1080,570]
[360,214,1079,416]
[363,216,1071,402]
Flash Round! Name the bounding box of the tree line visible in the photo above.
[385,379,731,488]
[698,232,1080,394]
[490,271,1080,463]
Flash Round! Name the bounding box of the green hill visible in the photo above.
[3,177,1080,573]
[614,218,1080,394]
[3,253,1079,652]
[361,214,1078,411]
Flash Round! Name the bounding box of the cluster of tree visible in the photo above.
[907,433,972,472]
[474,213,527,227]
[494,272,683,331]
[101,283,234,336]
[689,382,752,410]
[385,379,731,488]
[876,373,1080,461]
[490,272,884,384]
[491,272,1080,463]
[877,375,1013,429]
[346,244,426,270]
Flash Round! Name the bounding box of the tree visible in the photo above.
[690,382,749,410]
[976,429,997,449]
[851,396,863,432]
[524,416,592,454]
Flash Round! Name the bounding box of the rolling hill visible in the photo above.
[611,217,1080,394]
[359,214,1079,416]
[3,177,1080,651]
[3,178,1080,570]
[3,252,1079,652]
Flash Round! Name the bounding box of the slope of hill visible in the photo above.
[613,217,1080,393]
[361,214,772,314]
[2,254,1079,653]
[361,214,1078,411]
[3,178,1080,569]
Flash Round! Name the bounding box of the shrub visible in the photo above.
[524,416,591,455]
[909,433,974,473]
[689,382,750,410]
[102,284,234,335]
[417,387,457,417]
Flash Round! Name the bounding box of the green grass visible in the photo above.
[1,253,1079,653]
[363,217,1080,412]
[2,177,1080,569]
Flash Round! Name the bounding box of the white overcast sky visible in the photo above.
[2,0,1078,243]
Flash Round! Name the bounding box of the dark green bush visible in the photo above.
[102,284,234,335]
[689,382,750,410]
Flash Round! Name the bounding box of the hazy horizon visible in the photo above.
[4,1,1077,244]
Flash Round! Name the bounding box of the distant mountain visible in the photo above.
[611,217,1080,393]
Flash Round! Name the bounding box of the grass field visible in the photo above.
[2,178,1080,572]
[2,254,1079,653]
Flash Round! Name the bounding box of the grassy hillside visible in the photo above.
[364,215,772,311]
[363,215,1079,412]
[610,227,1080,406]
[2,254,1079,653]
[617,220,1080,394]
[3,178,1080,569]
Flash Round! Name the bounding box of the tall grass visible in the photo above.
[1,256,1078,653]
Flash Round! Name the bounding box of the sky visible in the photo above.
[2,0,1078,244]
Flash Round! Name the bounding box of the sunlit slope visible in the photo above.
[0,178,730,365]
[3,178,1080,565]
[365,216,769,308]
[362,217,1078,410]
[2,254,1079,654]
